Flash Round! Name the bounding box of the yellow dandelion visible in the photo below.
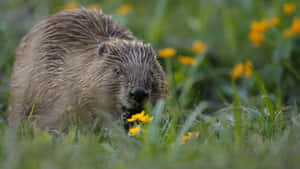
[88,4,100,10]
[270,17,280,26]
[127,110,145,122]
[158,48,177,58]
[179,56,196,66]
[139,114,154,123]
[117,4,133,16]
[182,135,191,144]
[192,41,207,54]
[248,31,265,47]
[251,20,269,33]
[284,2,296,16]
[181,131,200,144]
[291,18,300,34]
[188,131,200,137]
[187,132,193,137]
[231,63,244,79]
[244,60,253,78]
[231,61,254,79]
[249,19,270,47]
[128,110,153,123]
[129,125,141,136]
[65,2,79,10]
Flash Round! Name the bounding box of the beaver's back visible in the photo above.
[8,9,136,128]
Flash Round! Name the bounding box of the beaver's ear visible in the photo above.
[98,43,109,55]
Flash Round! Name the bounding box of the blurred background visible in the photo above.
[0,0,300,117]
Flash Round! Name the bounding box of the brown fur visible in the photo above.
[8,9,167,130]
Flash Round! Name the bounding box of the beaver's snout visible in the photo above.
[130,87,149,103]
[124,87,149,114]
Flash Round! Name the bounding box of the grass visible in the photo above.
[1,0,300,169]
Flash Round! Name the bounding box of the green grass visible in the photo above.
[1,102,300,169]
[1,0,300,168]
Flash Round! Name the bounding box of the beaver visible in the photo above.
[8,8,168,130]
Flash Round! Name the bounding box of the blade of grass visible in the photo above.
[25,92,40,126]
[232,78,242,146]
[179,53,206,107]
[146,99,165,145]
[252,70,275,120]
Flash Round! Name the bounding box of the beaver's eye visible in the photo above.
[114,68,121,75]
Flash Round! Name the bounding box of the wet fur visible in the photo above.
[8,9,167,130]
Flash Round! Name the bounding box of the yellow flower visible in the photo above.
[244,61,253,78]
[248,31,265,47]
[187,132,193,137]
[283,18,300,38]
[249,19,270,47]
[117,4,133,16]
[179,56,196,66]
[158,48,177,58]
[129,125,141,136]
[127,110,154,123]
[181,131,200,144]
[127,111,145,122]
[259,20,270,32]
[251,20,269,33]
[283,28,296,38]
[291,18,300,34]
[65,2,79,10]
[181,135,191,144]
[231,61,254,79]
[270,17,280,26]
[284,2,296,16]
[88,4,100,10]
[139,114,154,123]
[231,63,244,79]
[192,41,207,54]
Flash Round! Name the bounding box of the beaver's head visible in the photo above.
[94,40,167,116]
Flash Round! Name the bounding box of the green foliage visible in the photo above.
[0,0,300,168]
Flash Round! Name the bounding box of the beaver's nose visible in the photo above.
[130,87,149,102]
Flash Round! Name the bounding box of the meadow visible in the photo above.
[1,0,300,168]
